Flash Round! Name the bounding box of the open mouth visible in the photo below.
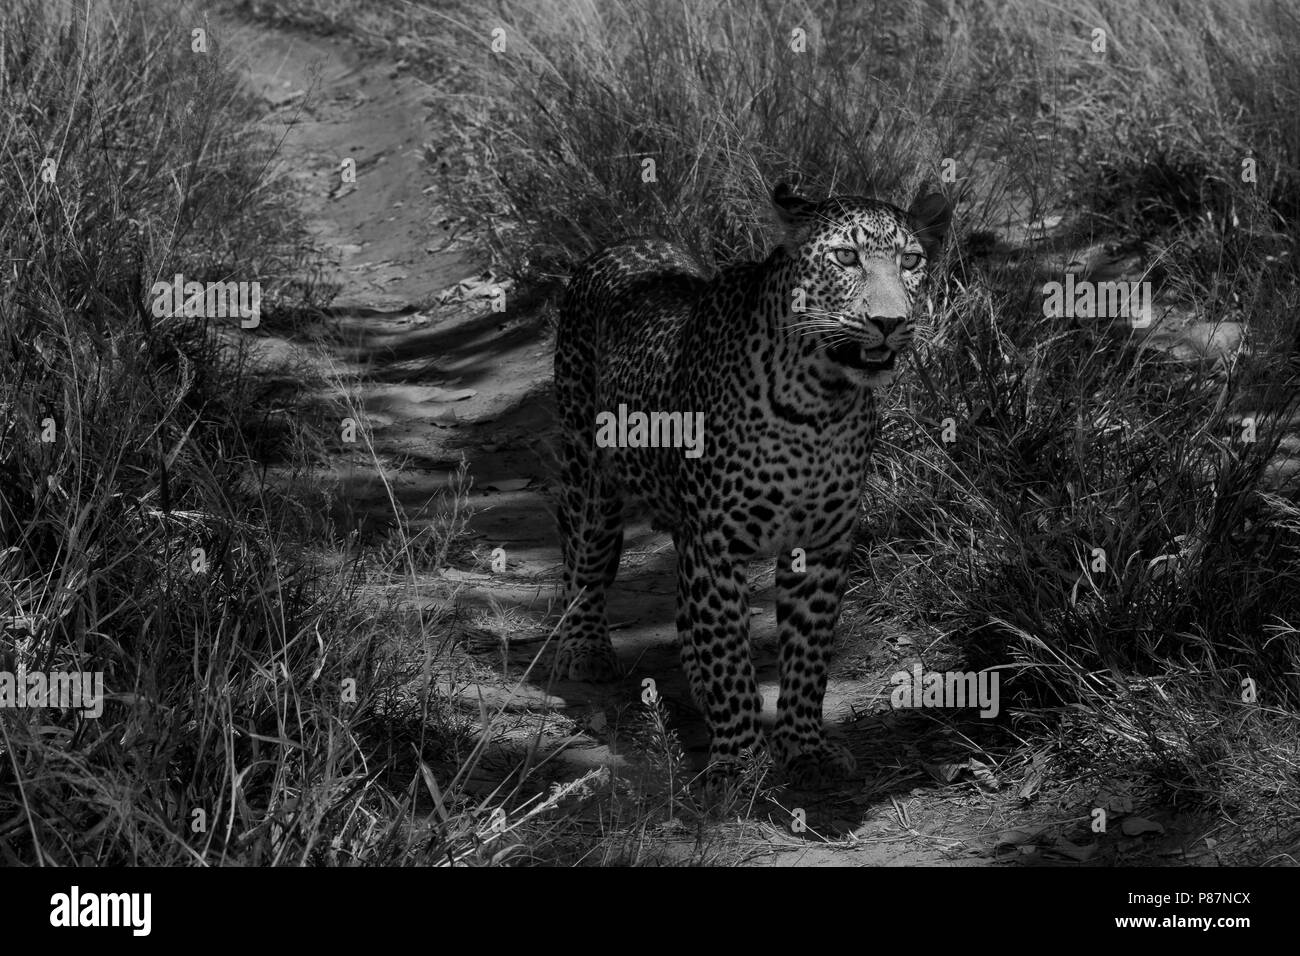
[827,342,896,373]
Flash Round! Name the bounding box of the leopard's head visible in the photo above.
[771,183,952,389]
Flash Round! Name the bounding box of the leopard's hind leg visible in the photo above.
[553,319,624,681]
[554,460,624,680]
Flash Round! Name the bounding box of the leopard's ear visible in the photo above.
[907,191,953,262]
[770,182,817,251]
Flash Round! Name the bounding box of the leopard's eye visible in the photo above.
[900,252,924,271]
[832,248,858,266]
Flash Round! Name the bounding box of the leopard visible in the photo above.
[552,181,952,787]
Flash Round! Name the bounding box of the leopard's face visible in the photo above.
[773,186,952,389]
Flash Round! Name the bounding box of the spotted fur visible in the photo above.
[553,183,952,786]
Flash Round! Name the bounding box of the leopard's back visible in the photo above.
[554,238,713,522]
[556,237,708,408]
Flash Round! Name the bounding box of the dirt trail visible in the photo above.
[210,15,1263,866]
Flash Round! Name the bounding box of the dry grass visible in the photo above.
[5,0,1298,864]
[0,0,561,866]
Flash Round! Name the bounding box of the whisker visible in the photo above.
[788,321,841,332]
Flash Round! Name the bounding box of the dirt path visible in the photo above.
[209,14,1270,866]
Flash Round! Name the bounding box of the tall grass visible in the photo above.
[0,0,347,865]
[0,0,520,866]
[424,0,1298,270]
[26,0,1296,862]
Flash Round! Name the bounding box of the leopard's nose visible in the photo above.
[872,316,905,337]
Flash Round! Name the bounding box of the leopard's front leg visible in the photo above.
[769,539,857,787]
[674,529,764,769]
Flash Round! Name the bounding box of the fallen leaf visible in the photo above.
[1121,816,1165,837]
[1048,837,1098,862]
[425,387,477,402]
[967,758,1001,791]
[1018,768,1044,801]
[923,761,966,784]
[484,478,531,492]
[1095,782,1135,814]
[438,568,493,584]
[995,827,1044,848]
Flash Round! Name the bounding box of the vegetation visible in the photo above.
[3,0,1296,864]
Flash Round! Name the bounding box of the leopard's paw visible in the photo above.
[771,733,857,789]
[554,639,621,682]
[701,739,772,800]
